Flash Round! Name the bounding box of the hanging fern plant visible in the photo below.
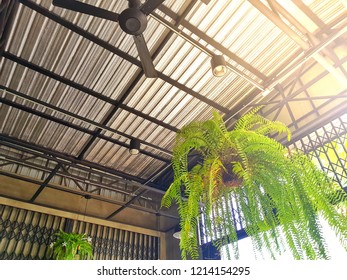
[49,230,94,260]
[161,108,347,260]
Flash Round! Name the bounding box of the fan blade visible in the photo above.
[53,0,119,21]
[133,35,157,78]
[140,0,166,15]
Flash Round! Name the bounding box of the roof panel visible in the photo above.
[0,103,91,157]
[0,60,113,123]
[1,0,346,225]
[300,0,346,26]
[84,137,167,179]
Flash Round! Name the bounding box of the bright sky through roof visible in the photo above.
[221,215,347,260]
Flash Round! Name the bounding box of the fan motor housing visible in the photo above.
[119,8,147,36]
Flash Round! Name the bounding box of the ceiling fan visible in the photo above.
[52,0,165,78]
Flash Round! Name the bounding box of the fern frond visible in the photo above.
[161,109,347,260]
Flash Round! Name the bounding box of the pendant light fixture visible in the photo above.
[211,54,227,77]
[129,138,140,155]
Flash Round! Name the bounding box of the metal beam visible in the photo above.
[223,24,347,123]
[60,165,86,192]
[0,86,173,156]
[268,0,343,73]
[151,12,265,90]
[0,133,167,190]
[19,0,141,65]
[0,152,153,202]
[19,0,230,113]
[0,154,38,167]
[275,84,298,129]
[0,169,179,220]
[298,79,320,121]
[292,0,326,29]
[106,159,174,219]
[106,189,148,219]
[75,1,198,160]
[281,88,347,145]
[286,94,347,103]
[157,5,267,81]
[268,0,308,35]
[248,0,347,83]
[0,0,19,55]
[0,139,167,194]
[248,0,309,49]
[262,65,328,117]
[0,96,170,163]
[30,162,62,202]
[266,0,280,16]
[243,60,314,109]
[75,77,144,160]
[266,64,307,124]
[3,52,179,133]
[0,144,168,198]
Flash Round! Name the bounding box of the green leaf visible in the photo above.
[161,109,347,260]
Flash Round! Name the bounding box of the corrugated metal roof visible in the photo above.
[0,0,346,230]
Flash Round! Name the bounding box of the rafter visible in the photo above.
[0,134,167,190]
[224,23,347,123]
[275,84,298,129]
[0,96,170,163]
[292,0,326,29]
[0,86,173,156]
[287,95,347,103]
[105,160,174,218]
[248,0,347,84]
[0,146,161,198]
[3,52,179,133]
[30,162,62,202]
[0,0,18,55]
[157,4,267,81]
[75,1,198,161]
[18,0,230,113]
[151,12,265,90]
[0,169,178,220]
[280,88,347,145]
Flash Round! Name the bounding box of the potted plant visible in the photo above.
[161,108,347,260]
[49,230,93,260]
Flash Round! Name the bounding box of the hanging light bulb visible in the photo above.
[129,138,140,155]
[211,54,227,77]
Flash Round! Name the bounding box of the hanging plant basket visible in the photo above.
[48,230,94,260]
[161,108,347,260]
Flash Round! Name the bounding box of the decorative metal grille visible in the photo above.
[289,114,347,190]
[0,204,159,260]
[199,192,246,245]
[72,220,159,260]
[0,204,64,260]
